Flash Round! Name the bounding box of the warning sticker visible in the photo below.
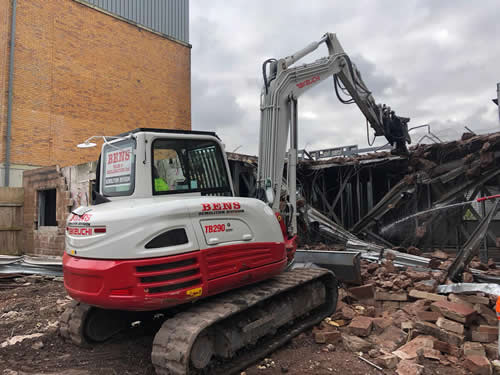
[186,287,202,298]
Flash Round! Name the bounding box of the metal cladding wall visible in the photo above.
[78,0,189,44]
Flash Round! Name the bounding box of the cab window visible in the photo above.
[152,139,231,196]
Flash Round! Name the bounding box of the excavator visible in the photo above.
[60,33,411,374]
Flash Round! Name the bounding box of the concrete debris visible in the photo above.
[1,333,44,348]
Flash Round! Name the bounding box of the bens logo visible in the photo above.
[296,76,320,89]
[69,213,92,222]
[201,202,241,211]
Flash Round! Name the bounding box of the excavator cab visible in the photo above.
[96,128,234,201]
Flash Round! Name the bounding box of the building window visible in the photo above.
[38,189,57,227]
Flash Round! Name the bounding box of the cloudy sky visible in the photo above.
[190,1,500,155]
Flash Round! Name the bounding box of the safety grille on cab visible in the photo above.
[135,257,202,294]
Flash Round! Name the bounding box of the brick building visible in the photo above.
[0,0,191,187]
[0,0,191,256]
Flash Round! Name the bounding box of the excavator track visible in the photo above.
[60,301,131,346]
[151,267,338,375]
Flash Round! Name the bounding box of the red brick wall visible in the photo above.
[0,1,12,162]
[23,166,72,256]
[2,0,191,168]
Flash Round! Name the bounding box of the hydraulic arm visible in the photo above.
[257,32,411,235]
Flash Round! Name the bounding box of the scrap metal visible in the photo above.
[447,200,499,282]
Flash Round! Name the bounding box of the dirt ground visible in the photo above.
[0,278,464,375]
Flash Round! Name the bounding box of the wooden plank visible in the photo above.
[0,207,22,228]
[0,187,24,204]
[0,187,24,255]
[0,231,22,255]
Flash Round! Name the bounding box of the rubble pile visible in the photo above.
[312,251,500,375]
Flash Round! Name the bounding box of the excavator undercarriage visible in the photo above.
[60,268,337,375]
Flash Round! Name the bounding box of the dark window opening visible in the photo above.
[38,189,57,227]
[145,228,189,249]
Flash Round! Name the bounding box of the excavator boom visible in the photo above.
[258,32,411,235]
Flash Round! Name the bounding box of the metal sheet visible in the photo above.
[0,256,62,276]
[0,255,22,265]
[437,283,500,296]
[295,250,362,284]
[76,0,189,43]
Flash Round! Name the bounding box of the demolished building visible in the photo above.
[1,131,498,260]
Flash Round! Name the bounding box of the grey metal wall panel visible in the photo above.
[79,0,189,44]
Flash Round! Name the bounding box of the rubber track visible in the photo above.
[151,267,337,375]
[59,300,92,347]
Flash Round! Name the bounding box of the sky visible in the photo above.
[190,1,500,155]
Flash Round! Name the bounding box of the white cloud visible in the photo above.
[190,1,500,155]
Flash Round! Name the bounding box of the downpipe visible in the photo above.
[4,0,17,187]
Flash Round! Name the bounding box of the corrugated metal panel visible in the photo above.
[78,0,189,44]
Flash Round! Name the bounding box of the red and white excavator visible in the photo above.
[60,33,410,374]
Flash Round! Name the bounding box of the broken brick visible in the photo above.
[479,325,498,335]
[372,317,393,333]
[405,271,430,282]
[447,294,475,309]
[372,325,407,352]
[396,359,424,375]
[409,289,447,302]
[431,300,477,324]
[401,321,414,332]
[464,342,486,357]
[339,305,356,320]
[348,316,373,337]
[347,283,375,301]
[433,340,460,357]
[475,304,498,326]
[436,316,465,335]
[417,347,442,361]
[416,310,441,322]
[413,279,437,293]
[314,329,341,344]
[463,272,475,283]
[341,334,372,352]
[403,299,431,316]
[472,330,497,343]
[449,294,490,306]
[393,335,434,360]
[375,291,408,301]
[488,259,497,269]
[484,344,498,361]
[464,355,493,375]
[414,321,465,346]
[383,260,398,273]
[406,246,422,256]
[431,249,449,260]
[376,353,399,369]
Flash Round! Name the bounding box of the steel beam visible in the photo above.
[447,200,499,282]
